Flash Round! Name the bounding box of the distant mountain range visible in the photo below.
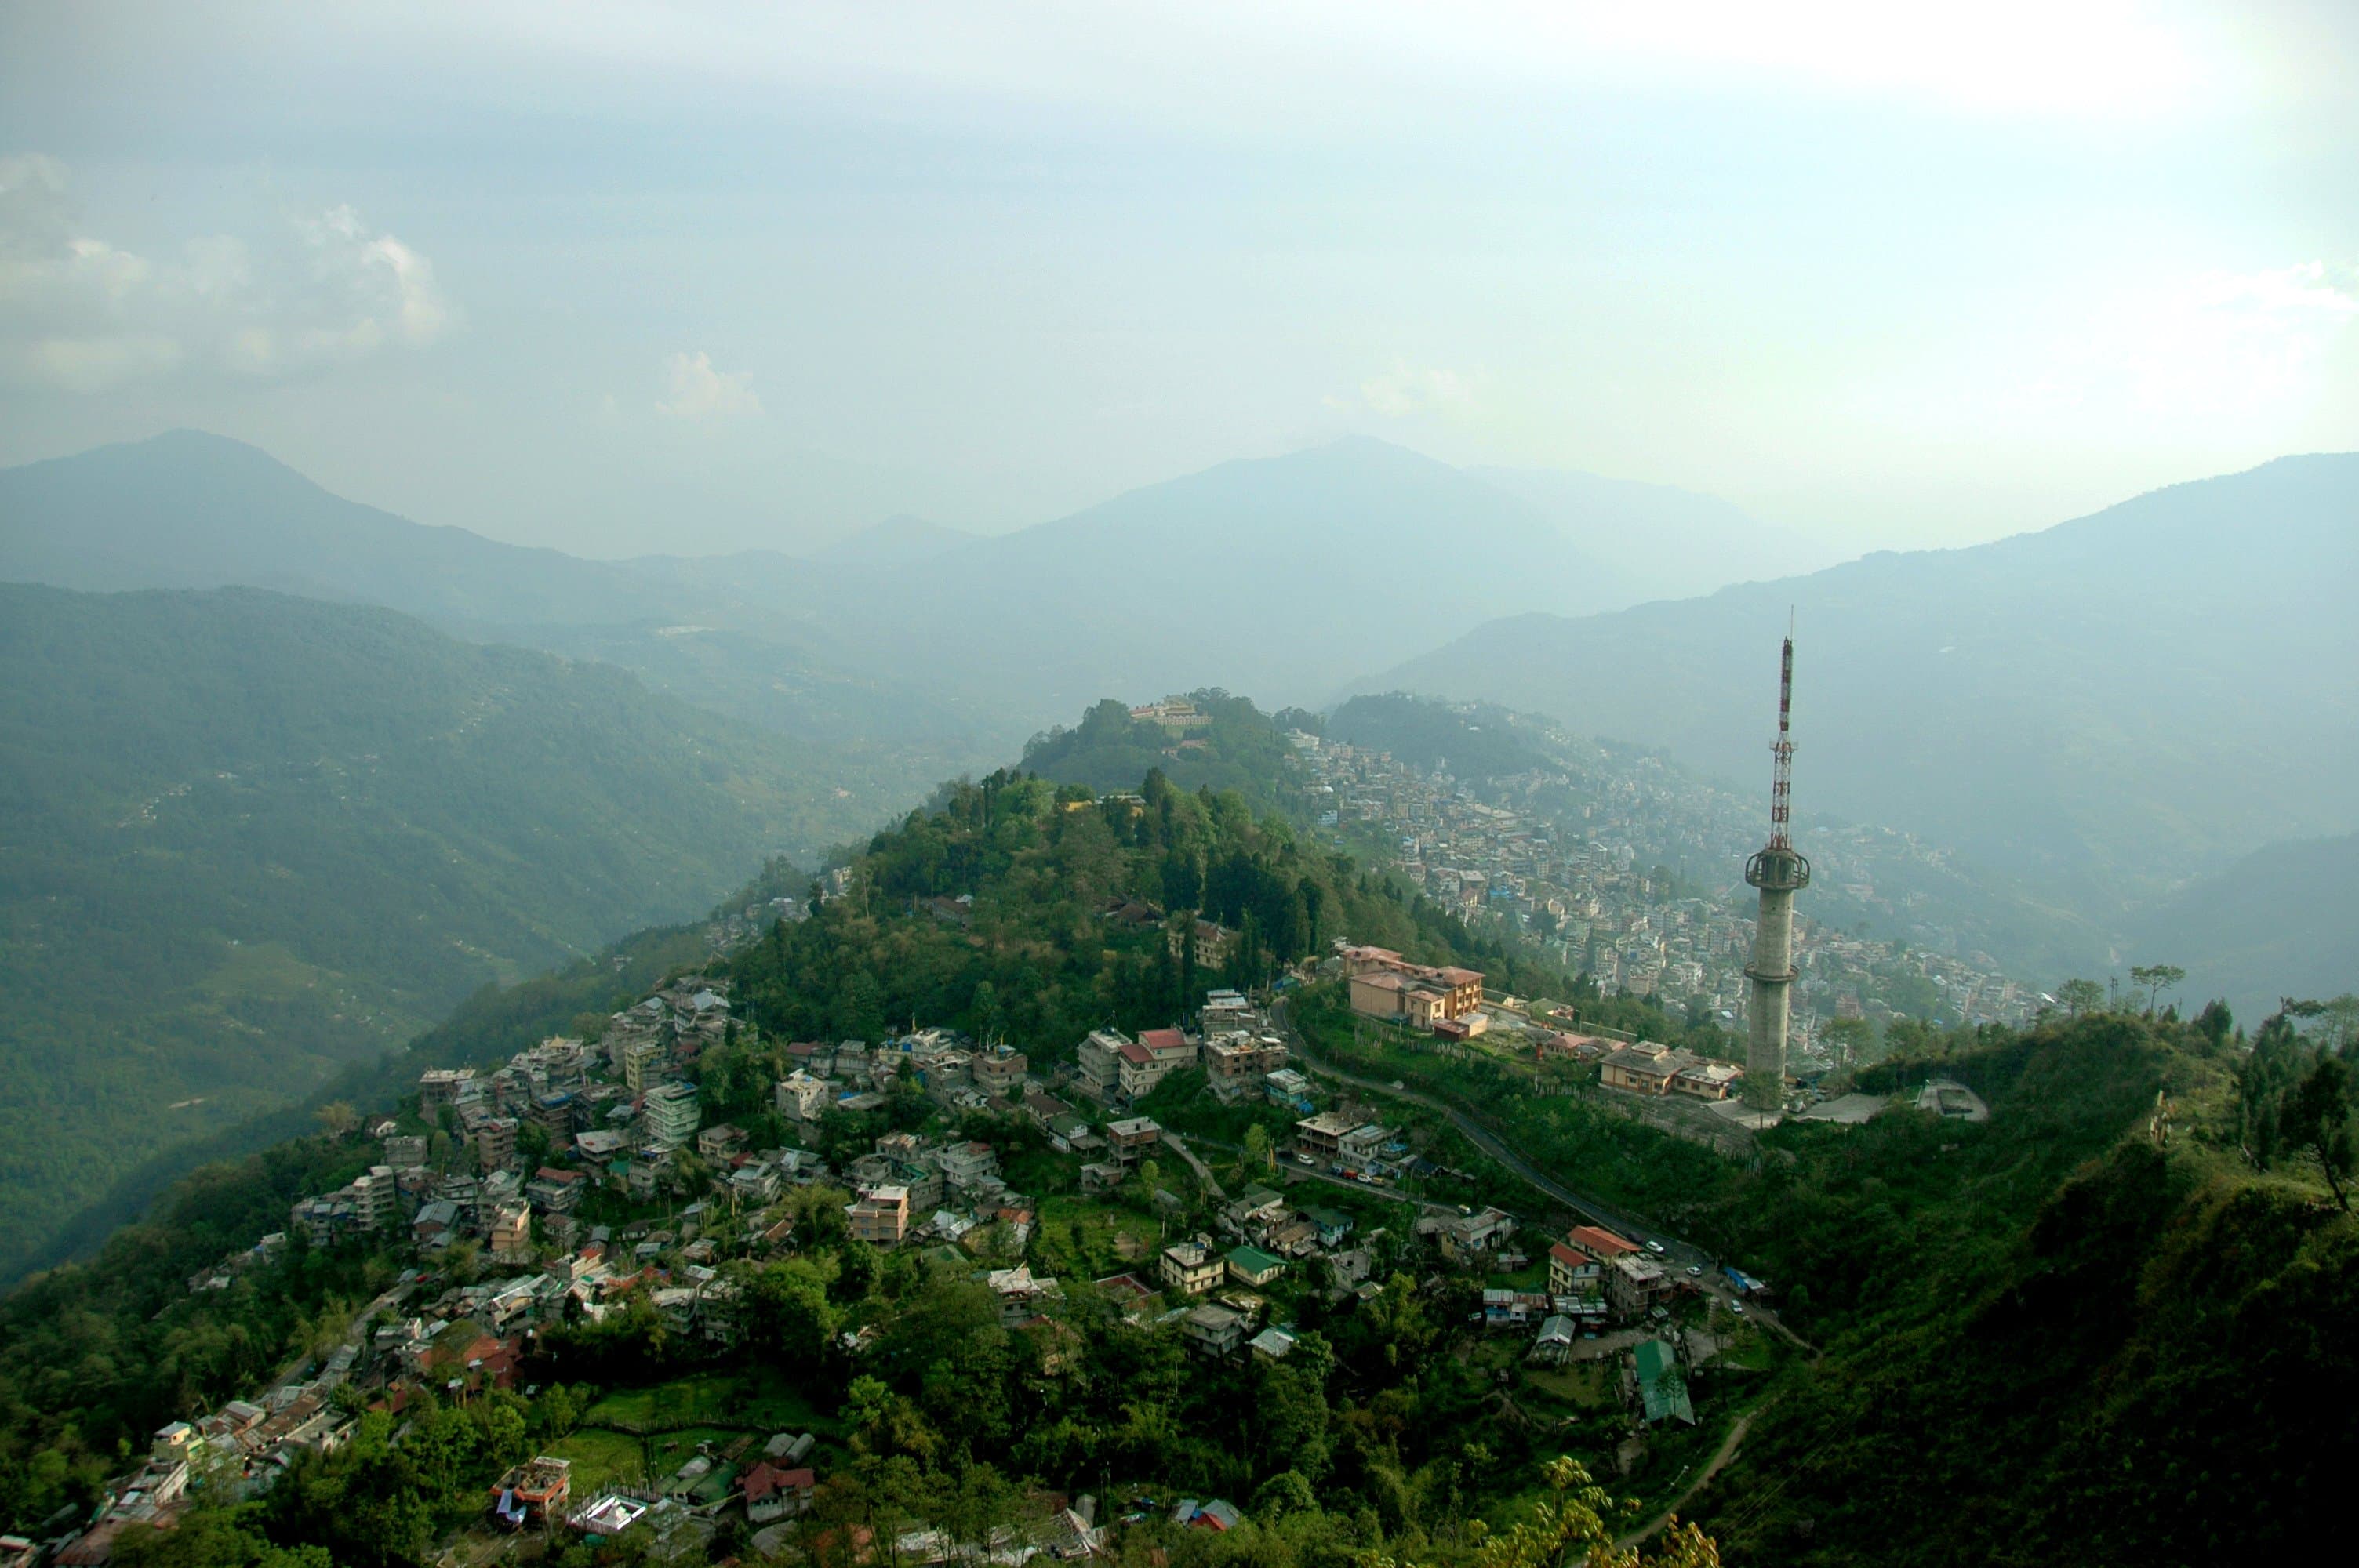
[0,583,854,1284]
[0,431,1012,801]
[807,514,980,570]
[1468,466,1832,604]
[2129,833,2359,1024]
[1,430,1810,731]
[1355,455,2359,910]
[5,428,2350,992]
[628,437,1615,713]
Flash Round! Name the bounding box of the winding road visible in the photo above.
[1276,1000,1704,1265]
[1613,1409,1757,1551]
[1274,999,1816,1353]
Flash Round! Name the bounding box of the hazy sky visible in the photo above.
[2,1,2354,557]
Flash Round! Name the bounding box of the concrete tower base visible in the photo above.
[1743,846,1808,1117]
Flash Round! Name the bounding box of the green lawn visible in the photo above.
[543,1427,648,1495]
[648,1425,741,1477]
[1487,1258,1550,1291]
[1034,1195,1165,1279]
[1525,1363,1614,1409]
[583,1368,841,1439]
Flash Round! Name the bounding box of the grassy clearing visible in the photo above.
[583,1368,841,1439]
[544,1427,647,1494]
[1034,1195,1165,1279]
[647,1425,740,1476]
[1525,1363,1613,1409]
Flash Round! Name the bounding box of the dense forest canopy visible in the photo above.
[730,760,1504,1052]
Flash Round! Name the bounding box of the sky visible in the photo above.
[2,0,2354,558]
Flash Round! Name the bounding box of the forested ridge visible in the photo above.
[727,755,1599,1058]
[0,583,871,1284]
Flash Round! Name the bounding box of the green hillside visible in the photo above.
[1019,691,1321,809]
[732,751,1560,1055]
[2129,832,2359,1027]
[0,702,2354,1565]
[0,583,874,1283]
[0,430,1025,812]
[1362,454,2359,909]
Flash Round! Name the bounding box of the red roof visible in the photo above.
[744,1462,816,1501]
[1550,1241,1586,1267]
[1567,1225,1637,1259]
[1118,1042,1154,1065]
[1141,1028,1189,1051]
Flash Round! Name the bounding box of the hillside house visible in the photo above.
[972,1047,1028,1094]
[1440,1206,1516,1261]
[1160,1241,1222,1296]
[490,1457,572,1527]
[1226,1246,1286,1288]
[1182,1302,1249,1359]
[1630,1338,1696,1425]
[848,1185,910,1247]
[1605,1252,1673,1319]
[743,1463,817,1523]
[1106,1116,1162,1166]
[1295,1110,1359,1164]
[1340,949,1484,1029]
[1076,1029,1129,1102]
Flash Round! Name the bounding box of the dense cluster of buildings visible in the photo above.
[49,834,1816,1568]
[1292,728,2042,1065]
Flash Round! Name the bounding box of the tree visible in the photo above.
[2194,999,2234,1051]
[2057,978,2105,1019]
[1823,1016,1874,1068]
[2128,964,2186,1015]
[2282,1054,2357,1210]
[314,1102,358,1140]
[1363,1457,1719,1568]
[1242,1122,1273,1174]
[2315,993,2359,1055]
[970,980,1005,1047]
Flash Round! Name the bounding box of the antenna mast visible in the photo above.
[1768,635,1795,849]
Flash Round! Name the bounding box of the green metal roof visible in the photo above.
[1227,1245,1285,1276]
[1634,1338,1695,1425]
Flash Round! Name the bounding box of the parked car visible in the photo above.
[1645,1240,1667,1255]
[1687,1265,1703,1276]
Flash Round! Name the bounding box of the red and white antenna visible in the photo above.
[1768,631,1795,850]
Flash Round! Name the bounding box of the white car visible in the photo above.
[1645,1240,1667,1255]
[1687,1265,1703,1276]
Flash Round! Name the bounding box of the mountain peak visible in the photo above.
[811,513,979,570]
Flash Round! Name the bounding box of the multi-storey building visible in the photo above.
[972,1047,1028,1095]
[847,1185,909,1247]
[1159,1241,1222,1296]
[1075,1029,1128,1102]
[642,1081,700,1149]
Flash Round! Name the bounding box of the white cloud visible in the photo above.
[1551,0,2208,120]
[1852,258,2359,459]
[657,350,762,419]
[0,155,454,392]
[1356,359,1474,418]
[2029,261,2359,423]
